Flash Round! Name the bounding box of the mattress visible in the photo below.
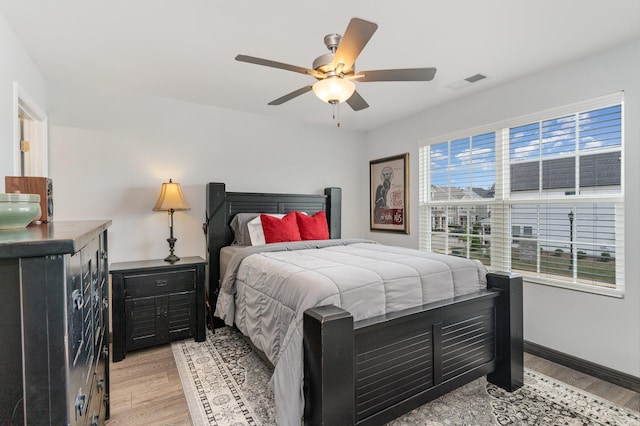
[215,239,488,425]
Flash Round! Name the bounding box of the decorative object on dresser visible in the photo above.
[0,193,41,229]
[0,220,111,425]
[152,178,190,262]
[4,175,53,223]
[110,256,206,362]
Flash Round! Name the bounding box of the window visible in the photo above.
[420,132,495,263]
[419,93,624,296]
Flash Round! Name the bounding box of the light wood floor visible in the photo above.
[523,352,639,410]
[106,343,639,426]
[107,344,190,426]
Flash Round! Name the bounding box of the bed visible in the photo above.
[205,182,523,426]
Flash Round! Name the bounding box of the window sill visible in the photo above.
[516,274,624,298]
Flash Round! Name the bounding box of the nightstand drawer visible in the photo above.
[124,269,195,297]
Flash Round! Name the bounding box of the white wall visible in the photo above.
[364,40,640,377]
[0,15,46,184]
[46,83,367,264]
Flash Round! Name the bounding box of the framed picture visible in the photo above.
[370,153,409,233]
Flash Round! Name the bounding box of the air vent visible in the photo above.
[465,73,486,83]
[447,73,487,91]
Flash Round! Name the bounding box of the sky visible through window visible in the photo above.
[430,132,495,193]
[510,105,621,162]
[428,105,621,197]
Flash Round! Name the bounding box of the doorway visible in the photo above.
[13,82,48,177]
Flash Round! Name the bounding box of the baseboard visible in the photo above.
[524,340,640,393]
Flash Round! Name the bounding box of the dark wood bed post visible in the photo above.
[303,305,355,425]
[324,187,341,239]
[487,271,524,391]
[205,182,227,328]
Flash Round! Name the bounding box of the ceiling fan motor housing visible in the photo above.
[323,33,341,52]
[313,53,337,73]
[313,33,348,74]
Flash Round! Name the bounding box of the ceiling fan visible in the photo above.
[235,17,437,114]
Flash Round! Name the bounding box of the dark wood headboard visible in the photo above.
[204,182,342,324]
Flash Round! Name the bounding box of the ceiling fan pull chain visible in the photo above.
[331,101,341,127]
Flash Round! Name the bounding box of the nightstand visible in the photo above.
[110,256,206,362]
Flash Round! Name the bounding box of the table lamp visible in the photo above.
[153,179,190,262]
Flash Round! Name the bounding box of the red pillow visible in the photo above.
[260,212,301,243]
[296,211,329,240]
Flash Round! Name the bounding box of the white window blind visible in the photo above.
[419,93,624,297]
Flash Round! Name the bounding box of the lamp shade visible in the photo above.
[153,179,190,211]
[312,77,356,104]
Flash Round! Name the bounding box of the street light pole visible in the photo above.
[568,211,574,271]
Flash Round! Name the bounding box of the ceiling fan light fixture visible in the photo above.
[312,77,355,104]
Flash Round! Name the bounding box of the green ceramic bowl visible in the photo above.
[0,193,42,229]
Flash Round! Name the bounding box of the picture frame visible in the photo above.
[370,153,409,233]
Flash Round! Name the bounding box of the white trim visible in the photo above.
[426,195,624,207]
[13,82,48,177]
[522,276,624,298]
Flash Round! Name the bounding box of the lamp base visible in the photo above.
[165,234,179,263]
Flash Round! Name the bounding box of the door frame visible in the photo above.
[13,82,48,177]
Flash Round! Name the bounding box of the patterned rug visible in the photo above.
[172,326,639,426]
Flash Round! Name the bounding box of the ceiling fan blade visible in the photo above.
[268,85,314,105]
[346,90,369,111]
[332,18,378,72]
[355,67,437,82]
[236,55,323,79]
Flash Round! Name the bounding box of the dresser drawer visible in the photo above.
[124,269,195,298]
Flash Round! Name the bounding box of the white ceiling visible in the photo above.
[1,1,639,131]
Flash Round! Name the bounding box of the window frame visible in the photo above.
[418,92,625,298]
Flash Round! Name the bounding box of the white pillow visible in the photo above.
[247,214,284,245]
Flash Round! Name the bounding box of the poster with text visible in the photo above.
[370,153,409,233]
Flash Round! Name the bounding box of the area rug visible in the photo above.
[172,326,639,426]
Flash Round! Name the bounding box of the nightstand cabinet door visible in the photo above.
[124,291,196,351]
[167,291,197,340]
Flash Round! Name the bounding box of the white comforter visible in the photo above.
[215,239,487,426]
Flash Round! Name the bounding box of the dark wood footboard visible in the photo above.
[303,272,523,426]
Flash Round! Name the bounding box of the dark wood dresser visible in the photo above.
[0,220,111,425]
[110,257,206,362]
